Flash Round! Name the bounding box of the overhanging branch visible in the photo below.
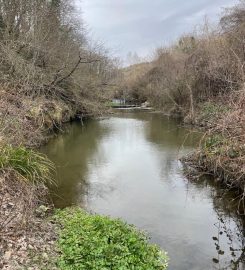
[51,53,100,86]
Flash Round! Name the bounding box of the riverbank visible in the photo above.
[0,94,62,269]
[181,91,245,201]
[0,88,109,268]
[0,83,109,268]
[0,94,170,269]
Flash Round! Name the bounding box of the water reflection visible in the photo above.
[41,120,109,207]
[41,112,245,270]
[194,177,245,269]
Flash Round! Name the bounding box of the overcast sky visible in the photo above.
[76,0,238,65]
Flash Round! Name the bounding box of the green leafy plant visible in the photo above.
[0,144,55,184]
[55,208,169,270]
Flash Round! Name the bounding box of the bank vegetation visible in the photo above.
[0,0,119,268]
[118,1,245,200]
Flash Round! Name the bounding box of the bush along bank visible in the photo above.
[183,91,245,205]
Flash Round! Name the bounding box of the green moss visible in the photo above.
[55,208,169,270]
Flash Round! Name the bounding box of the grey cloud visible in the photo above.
[77,0,239,64]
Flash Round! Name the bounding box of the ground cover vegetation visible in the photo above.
[55,208,169,270]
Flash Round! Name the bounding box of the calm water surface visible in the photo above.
[41,112,245,270]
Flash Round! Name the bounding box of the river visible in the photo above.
[41,111,245,270]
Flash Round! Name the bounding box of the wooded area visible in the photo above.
[0,0,118,146]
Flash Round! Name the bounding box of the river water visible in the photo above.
[41,111,245,270]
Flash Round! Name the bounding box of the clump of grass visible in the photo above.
[0,144,55,185]
[55,208,169,270]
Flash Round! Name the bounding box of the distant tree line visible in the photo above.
[119,1,245,120]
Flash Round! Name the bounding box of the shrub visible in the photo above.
[55,208,169,270]
[0,144,55,184]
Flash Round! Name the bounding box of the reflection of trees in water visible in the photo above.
[86,182,116,200]
[212,216,245,270]
[188,177,245,270]
[41,120,110,208]
[141,112,201,184]
[212,192,245,269]
[143,111,245,269]
[144,112,201,148]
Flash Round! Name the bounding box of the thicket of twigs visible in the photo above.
[0,0,119,145]
[192,89,245,195]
